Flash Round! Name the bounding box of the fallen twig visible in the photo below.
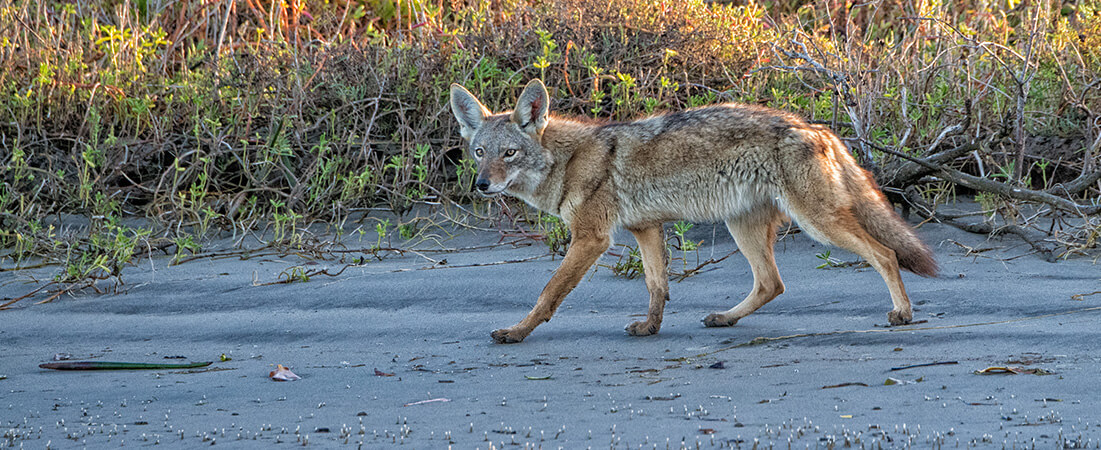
[388,253,551,273]
[1071,291,1101,301]
[0,282,54,309]
[253,263,357,286]
[172,245,277,265]
[671,249,740,282]
[889,361,959,371]
[40,361,213,370]
[404,398,449,407]
[821,382,869,389]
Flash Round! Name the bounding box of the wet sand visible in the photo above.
[2,218,1100,448]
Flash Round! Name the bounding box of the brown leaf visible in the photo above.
[374,368,395,377]
[974,366,1055,375]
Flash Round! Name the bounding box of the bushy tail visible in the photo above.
[852,189,939,278]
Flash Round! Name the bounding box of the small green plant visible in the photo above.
[279,266,310,284]
[815,250,843,269]
[609,244,644,279]
[538,214,570,256]
[54,217,151,284]
[398,222,416,240]
[375,219,391,249]
[611,71,637,118]
[990,162,1028,186]
[454,158,477,193]
[672,221,697,250]
[658,75,680,103]
[409,143,431,199]
[687,91,717,108]
[532,29,560,80]
[172,235,201,265]
[269,199,303,246]
[975,192,1000,218]
[1033,158,1051,189]
[669,221,702,267]
[589,86,607,117]
[814,250,869,270]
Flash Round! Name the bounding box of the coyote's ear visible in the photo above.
[512,79,550,136]
[450,83,490,141]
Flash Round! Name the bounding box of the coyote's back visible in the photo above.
[450,79,936,344]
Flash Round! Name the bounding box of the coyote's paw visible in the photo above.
[490,327,527,344]
[625,320,660,337]
[702,313,739,328]
[886,309,913,326]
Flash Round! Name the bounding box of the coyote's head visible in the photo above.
[449,79,552,196]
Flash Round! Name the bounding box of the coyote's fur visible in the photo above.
[450,79,937,344]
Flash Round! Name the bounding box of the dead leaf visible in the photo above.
[374,368,395,377]
[975,366,1054,375]
[269,364,300,381]
[699,428,717,435]
[975,366,1015,374]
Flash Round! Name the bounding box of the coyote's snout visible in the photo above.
[450,79,937,344]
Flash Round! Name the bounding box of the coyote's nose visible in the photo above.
[475,179,490,192]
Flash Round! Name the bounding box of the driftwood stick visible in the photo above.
[888,142,978,186]
[903,188,1059,262]
[870,142,1101,216]
[1047,170,1101,196]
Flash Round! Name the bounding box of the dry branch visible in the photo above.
[869,141,1101,216]
[903,188,1060,262]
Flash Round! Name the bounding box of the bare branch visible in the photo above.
[870,141,1101,216]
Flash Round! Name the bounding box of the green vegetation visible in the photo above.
[1,0,1099,291]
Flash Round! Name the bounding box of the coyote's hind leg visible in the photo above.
[703,210,785,327]
[787,205,913,325]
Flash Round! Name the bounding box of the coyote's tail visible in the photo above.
[852,186,939,278]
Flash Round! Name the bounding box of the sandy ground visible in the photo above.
[2,215,1100,449]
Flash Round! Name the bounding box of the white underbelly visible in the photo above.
[615,179,778,226]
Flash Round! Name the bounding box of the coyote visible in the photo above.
[450,79,937,344]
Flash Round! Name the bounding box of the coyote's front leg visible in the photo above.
[491,220,611,344]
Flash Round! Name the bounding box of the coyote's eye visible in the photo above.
[474,147,484,158]
[503,148,518,158]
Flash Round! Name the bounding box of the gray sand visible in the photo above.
[2,217,1100,448]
